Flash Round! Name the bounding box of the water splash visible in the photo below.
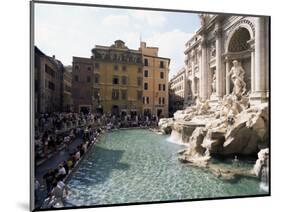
[166,130,189,146]
[259,165,269,192]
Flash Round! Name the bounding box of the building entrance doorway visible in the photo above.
[112,105,119,116]
[144,109,151,117]
[157,109,163,118]
[80,106,90,114]
[96,107,103,115]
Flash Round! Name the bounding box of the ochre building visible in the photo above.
[72,40,170,118]
[139,42,170,118]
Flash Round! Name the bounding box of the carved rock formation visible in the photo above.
[158,118,173,134]
[159,91,269,180]
[252,148,269,177]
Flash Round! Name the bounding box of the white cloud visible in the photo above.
[102,15,130,28]
[130,10,166,28]
[146,29,193,78]
[34,4,198,73]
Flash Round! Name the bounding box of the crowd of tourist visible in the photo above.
[35,112,158,161]
[35,111,159,209]
[37,124,105,208]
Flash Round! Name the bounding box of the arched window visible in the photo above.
[228,27,250,52]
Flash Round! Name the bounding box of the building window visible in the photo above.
[45,65,55,77]
[113,76,119,85]
[122,66,126,71]
[48,81,55,90]
[137,77,142,86]
[122,76,127,85]
[163,84,166,91]
[158,84,161,91]
[162,97,165,104]
[138,67,142,73]
[88,67,91,71]
[160,72,164,79]
[87,76,91,83]
[74,65,79,70]
[114,65,118,71]
[144,82,148,90]
[144,70,148,77]
[121,90,127,100]
[112,89,119,100]
[95,63,99,69]
[144,58,148,66]
[159,97,161,105]
[137,91,142,100]
[94,89,100,99]
[74,75,79,82]
[160,61,164,68]
[94,74,99,83]
[146,97,149,104]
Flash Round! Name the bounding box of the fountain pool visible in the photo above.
[65,129,267,206]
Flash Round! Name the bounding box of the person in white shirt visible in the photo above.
[58,164,66,176]
[35,179,40,202]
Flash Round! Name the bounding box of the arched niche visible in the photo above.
[225,23,254,93]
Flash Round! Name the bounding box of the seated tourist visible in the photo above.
[67,157,73,170]
[50,181,66,206]
[35,178,40,202]
[75,149,80,161]
[43,169,55,193]
[82,142,88,153]
[79,145,85,156]
[58,164,66,180]
[62,160,69,175]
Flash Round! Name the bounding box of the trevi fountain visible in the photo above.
[159,60,269,191]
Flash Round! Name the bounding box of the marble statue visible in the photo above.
[227,60,247,97]
[195,97,210,115]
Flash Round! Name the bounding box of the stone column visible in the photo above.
[201,37,208,100]
[254,17,267,97]
[184,55,189,106]
[215,23,223,99]
[197,48,202,98]
[225,57,230,95]
[191,52,196,96]
[248,39,255,94]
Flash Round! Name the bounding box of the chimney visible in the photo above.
[140,41,146,48]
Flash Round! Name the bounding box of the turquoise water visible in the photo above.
[65,129,267,206]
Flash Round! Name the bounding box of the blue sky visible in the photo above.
[34,3,200,77]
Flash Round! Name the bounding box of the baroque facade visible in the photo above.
[184,14,269,106]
